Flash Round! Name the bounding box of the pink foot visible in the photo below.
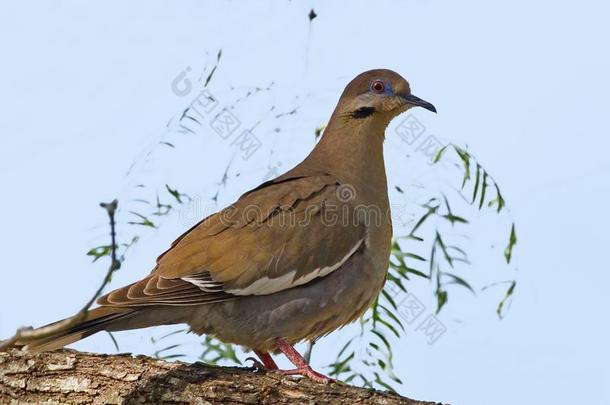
[276,366,335,384]
[274,338,335,384]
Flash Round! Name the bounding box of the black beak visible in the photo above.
[400,93,437,113]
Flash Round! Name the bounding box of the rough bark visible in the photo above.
[0,349,445,405]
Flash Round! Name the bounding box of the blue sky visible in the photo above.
[1,1,609,404]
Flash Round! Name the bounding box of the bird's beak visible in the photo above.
[400,93,437,113]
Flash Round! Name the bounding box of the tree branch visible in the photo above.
[0,349,446,404]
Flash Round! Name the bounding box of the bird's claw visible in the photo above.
[245,356,267,371]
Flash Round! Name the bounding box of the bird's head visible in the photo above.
[338,69,436,123]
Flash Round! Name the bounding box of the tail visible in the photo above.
[13,306,148,352]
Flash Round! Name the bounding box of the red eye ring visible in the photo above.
[371,80,385,93]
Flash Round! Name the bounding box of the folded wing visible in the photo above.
[98,175,365,307]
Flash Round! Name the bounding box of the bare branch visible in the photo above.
[0,349,445,404]
[0,200,121,351]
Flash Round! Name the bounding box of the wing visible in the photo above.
[98,174,365,307]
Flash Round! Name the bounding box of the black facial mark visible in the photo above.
[351,106,376,119]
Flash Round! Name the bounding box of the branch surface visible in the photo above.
[0,349,447,405]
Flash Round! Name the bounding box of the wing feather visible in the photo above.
[97,174,365,308]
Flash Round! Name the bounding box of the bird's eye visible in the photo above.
[371,80,385,93]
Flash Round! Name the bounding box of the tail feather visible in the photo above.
[15,307,138,352]
[10,304,194,352]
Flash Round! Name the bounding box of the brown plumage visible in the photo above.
[12,69,436,383]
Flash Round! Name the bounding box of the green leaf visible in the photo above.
[373,372,398,393]
[376,314,401,338]
[203,49,222,87]
[344,373,358,383]
[432,144,449,163]
[121,235,140,250]
[444,272,476,294]
[497,281,516,319]
[479,171,488,209]
[379,304,405,332]
[200,336,241,365]
[454,145,471,188]
[435,232,454,268]
[436,288,448,313]
[159,328,187,340]
[371,329,392,353]
[128,211,156,228]
[381,288,398,310]
[495,184,506,212]
[314,123,327,139]
[86,245,113,262]
[442,193,453,215]
[154,195,172,216]
[472,164,481,203]
[385,272,407,292]
[406,266,430,279]
[392,250,426,261]
[336,338,355,359]
[403,252,427,261]
[158,353,186,360]
[409,204,438,237]
[443,214,469,225]
[328,351,355,376]
[504,223,517,263]
[429,242,437,278]
[153,344,181,359]
[165,184,184,204]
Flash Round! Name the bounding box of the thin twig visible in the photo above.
[0,200,121,351]
[303,339,316,364]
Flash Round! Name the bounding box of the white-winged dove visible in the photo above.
[12,69,436,383]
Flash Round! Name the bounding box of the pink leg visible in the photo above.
[253,349,278,370]
[275,338,335,384]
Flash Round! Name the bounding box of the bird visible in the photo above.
[10,69,436,383]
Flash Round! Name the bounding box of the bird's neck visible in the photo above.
[306,114,389,200]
